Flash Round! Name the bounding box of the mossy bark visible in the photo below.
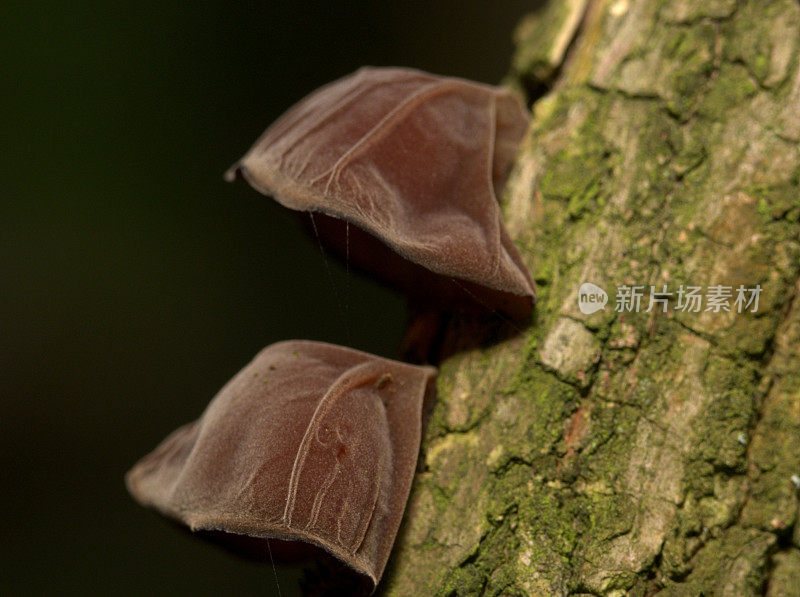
[382,1,800,594]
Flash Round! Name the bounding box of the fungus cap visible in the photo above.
[226,67,535,317]
[126,340,436,588]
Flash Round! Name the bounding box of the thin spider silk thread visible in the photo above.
[345,220,350,334]
[266,537,282,597]
[308,212,351,344]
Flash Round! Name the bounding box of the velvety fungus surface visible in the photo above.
[126,340,436,587]
[227,67,535,317]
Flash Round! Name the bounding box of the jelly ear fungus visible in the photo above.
[226,66,536,321]
[126,341,436,589]
[128,66,535,593]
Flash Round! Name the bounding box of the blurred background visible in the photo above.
[1,1,536,594]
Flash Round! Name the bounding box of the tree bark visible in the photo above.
[382,0,800,594]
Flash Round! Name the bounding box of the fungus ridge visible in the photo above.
[283,359,392,556]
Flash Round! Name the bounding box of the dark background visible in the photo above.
[2,2,535,594]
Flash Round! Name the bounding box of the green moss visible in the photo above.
[511,0,577,83]
[660,527,775,595]
[585,491,635,542]
[436,511,524,596]
[536,93,614,216]
[758,197,772,219]
[436,565,485,597]
[659,0,737,23]
[742,471,799,531]
[430,483,454,513]
[747,170,800,221]
[538,143,608,206]
[687,356,755,473]
[662,24,717,117]
[722,0,800,87]
[670,125,709,179]
[503,369,579,460]
[769,550,800,596]
[516,485,579,558]
[697,62,758,120]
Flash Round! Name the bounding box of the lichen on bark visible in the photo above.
[381,1,800,595]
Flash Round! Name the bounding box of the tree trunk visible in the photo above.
[382,0,800,594]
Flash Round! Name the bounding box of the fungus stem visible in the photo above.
[449,277,526,335]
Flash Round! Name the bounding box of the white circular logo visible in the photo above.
[578,282,608,314]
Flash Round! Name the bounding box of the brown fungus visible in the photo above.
[226,67,535,318]
[126,340,436,588]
